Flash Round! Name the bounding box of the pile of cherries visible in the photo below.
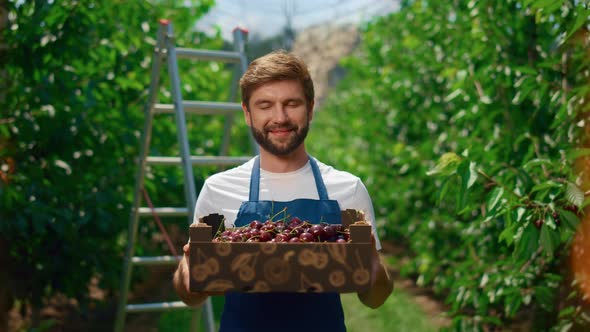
[213,217,350,243]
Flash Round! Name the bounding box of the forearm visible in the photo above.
[357,255,394,309]
[173,256,209,307]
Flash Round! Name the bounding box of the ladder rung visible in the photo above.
[146,156,252,166]
[138,207,188,217]
[126,301,189,313]
[131,256,182,266]
[153,101,242,115]
[174,48,242,62]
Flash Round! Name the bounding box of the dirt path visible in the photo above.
[380,241,451,329]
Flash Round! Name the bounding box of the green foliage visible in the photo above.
[0,0,252,316]
[310,0,590,329]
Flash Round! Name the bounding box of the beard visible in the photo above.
[250,121,310,156]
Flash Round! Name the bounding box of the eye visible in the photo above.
[286,100,301,108]
[258,102,272,110]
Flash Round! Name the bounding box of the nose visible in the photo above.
[271,104,289,124]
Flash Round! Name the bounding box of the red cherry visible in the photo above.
[336,238,347,244]
[261,224,275,232]
[275,234,289,242]
[310,224,325,241]
[249,220,263,230]
[299,232,315,242]
[290,226,304,236]
[289,217,303,227]
[289,237,301,243]
[323,225,337,241]
[259,231,273,242]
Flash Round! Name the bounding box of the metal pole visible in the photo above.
[114,20,168,332]
[220,27,250,157]
[164,22,215,332]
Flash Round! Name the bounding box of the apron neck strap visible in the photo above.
[249,155,330,201]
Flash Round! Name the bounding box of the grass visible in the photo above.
[341,291,439,332]
[159,290,439,332]
[158,296,224,332]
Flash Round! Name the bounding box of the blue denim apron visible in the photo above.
[219,156,346,332]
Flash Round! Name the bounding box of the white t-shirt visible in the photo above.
[193,157,381,250]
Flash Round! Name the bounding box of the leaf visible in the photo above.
[505,292,523,317]
[444,89,463,102]
[427,152,462,176]
[557,209,580,231]
[514,223,540,262]
[565,6,590,41]
[539,223,560,256]
[437,176,452,205]
[516,168,534,192]
[566,148,590,161]
[486,187,504,213]
[467,162,478,189]
[546,212,557,230]
[559,306,576,318]
[499,223,517,245]
[566,182,584,208]
[456,160,477,212]
[530,181,562,194]
[560,322,574,332]
[534,286,554,310]
[515,207,526,222]
[522,158,552,171]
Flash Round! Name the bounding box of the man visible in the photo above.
[173,50,393,331]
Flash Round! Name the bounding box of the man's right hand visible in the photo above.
[173,244,223,306]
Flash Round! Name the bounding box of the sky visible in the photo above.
[195,0,400,41]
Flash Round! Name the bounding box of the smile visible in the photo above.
[268,128,294,137]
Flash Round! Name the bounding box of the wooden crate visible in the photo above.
[189,209,373,293]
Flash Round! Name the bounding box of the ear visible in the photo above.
[308,100,315,122]
[242,102,252,127]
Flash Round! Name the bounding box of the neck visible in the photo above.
[259,145,309,173]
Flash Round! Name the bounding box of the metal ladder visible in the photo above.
[114,19,255,332]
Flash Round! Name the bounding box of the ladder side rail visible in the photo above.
[237,29,259,155]
[236,30,260,155]
[164,23,198,224]
[219,28,248,158]
[114,22,168,332]
[164,23,214,332]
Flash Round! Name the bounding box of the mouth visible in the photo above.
[267,127,295,137]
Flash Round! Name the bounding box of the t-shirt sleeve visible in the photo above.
[192,180,216,225]
[353,179,382,251]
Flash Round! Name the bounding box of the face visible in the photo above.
[243,80,314,156]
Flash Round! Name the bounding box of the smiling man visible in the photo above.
[173,50,394,332]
